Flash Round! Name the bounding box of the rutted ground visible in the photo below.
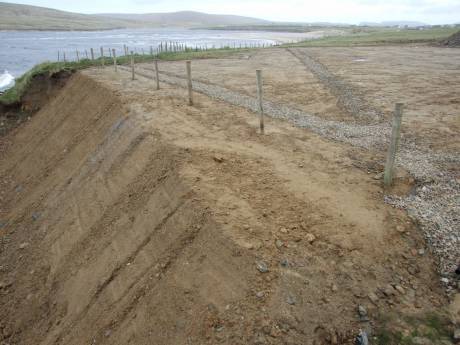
[0,46,457,344]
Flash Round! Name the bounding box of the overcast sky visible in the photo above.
[4,0,460,24]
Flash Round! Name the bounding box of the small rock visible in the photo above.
[355,330,369,345]
[213,156,224,163]
[32,212,40,221]
[19,242,29,249]
[256,291,265,299]
[394,285,405,295]
[407,265,420,276]
[256,261,269,273]
[453,328,460,343]
[441,277,449,284]
[357,305,367,319]
[396,225,406,233]
[305,233,316,244]
[383,284,397,296]
[331,284,338,292]
[275,240,284,249]
[373,172,383,180]
[368,293,379,305]
[280,259,289,267]
[280,227,288,234]
[418,248,425,256]
[286,295,296,305]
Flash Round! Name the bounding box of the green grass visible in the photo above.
[0,46,248,106]
[374,312,453,345]
[286,27,459,47]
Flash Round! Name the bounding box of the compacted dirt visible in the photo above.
[0,46,458,345]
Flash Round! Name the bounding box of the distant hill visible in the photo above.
[0,2,133,30]
[97,11,268,27]
[0,2,267,31]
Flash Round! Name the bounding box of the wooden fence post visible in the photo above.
[384,103,404,186]
[85,50,88,59]
[57,51,60,62]
[90,48,94,61]
[154,60,160,90]
[256,69,264,134]
[131,51,135,80]
[63,52,66,63]
[112,49,117,71]
[186,60,193,106]
[76,50,80,62]
[100,47,105,66]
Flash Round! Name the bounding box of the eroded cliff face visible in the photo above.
[0,70,72,136]
[0,68,447,345]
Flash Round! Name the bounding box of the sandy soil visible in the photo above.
[151,46,460,153]
[0,46,458,345]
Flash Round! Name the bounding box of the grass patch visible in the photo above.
[286,27,459,47]
[0,46,248,106]
[374,311,453,345]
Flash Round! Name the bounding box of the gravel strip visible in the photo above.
[119,64,460,281]
[287,48,383,123]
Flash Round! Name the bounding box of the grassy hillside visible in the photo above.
[0,2,267,30]
[97,11,268,27]
[0,2,133,30]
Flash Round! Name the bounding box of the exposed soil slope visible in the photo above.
[441,30,460,47]
[0,68,448,344]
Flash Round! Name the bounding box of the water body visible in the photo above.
[0,28,316,91]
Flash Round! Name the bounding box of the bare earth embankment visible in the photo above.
[0,46,459,344]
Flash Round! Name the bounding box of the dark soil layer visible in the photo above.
[0,70,72,136]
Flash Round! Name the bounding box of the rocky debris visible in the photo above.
[256,261,269,273]
[331,284,338,292]
[255,291,265,299]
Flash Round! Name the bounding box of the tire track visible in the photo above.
[287,48,383,122]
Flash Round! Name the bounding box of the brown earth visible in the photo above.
[0,48,456,345]
[0,70,72,136]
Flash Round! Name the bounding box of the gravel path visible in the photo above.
[287,48,383,123]
[119,64,460,283]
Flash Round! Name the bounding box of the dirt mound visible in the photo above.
[441,30,460,47]
[0,69,449,345]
